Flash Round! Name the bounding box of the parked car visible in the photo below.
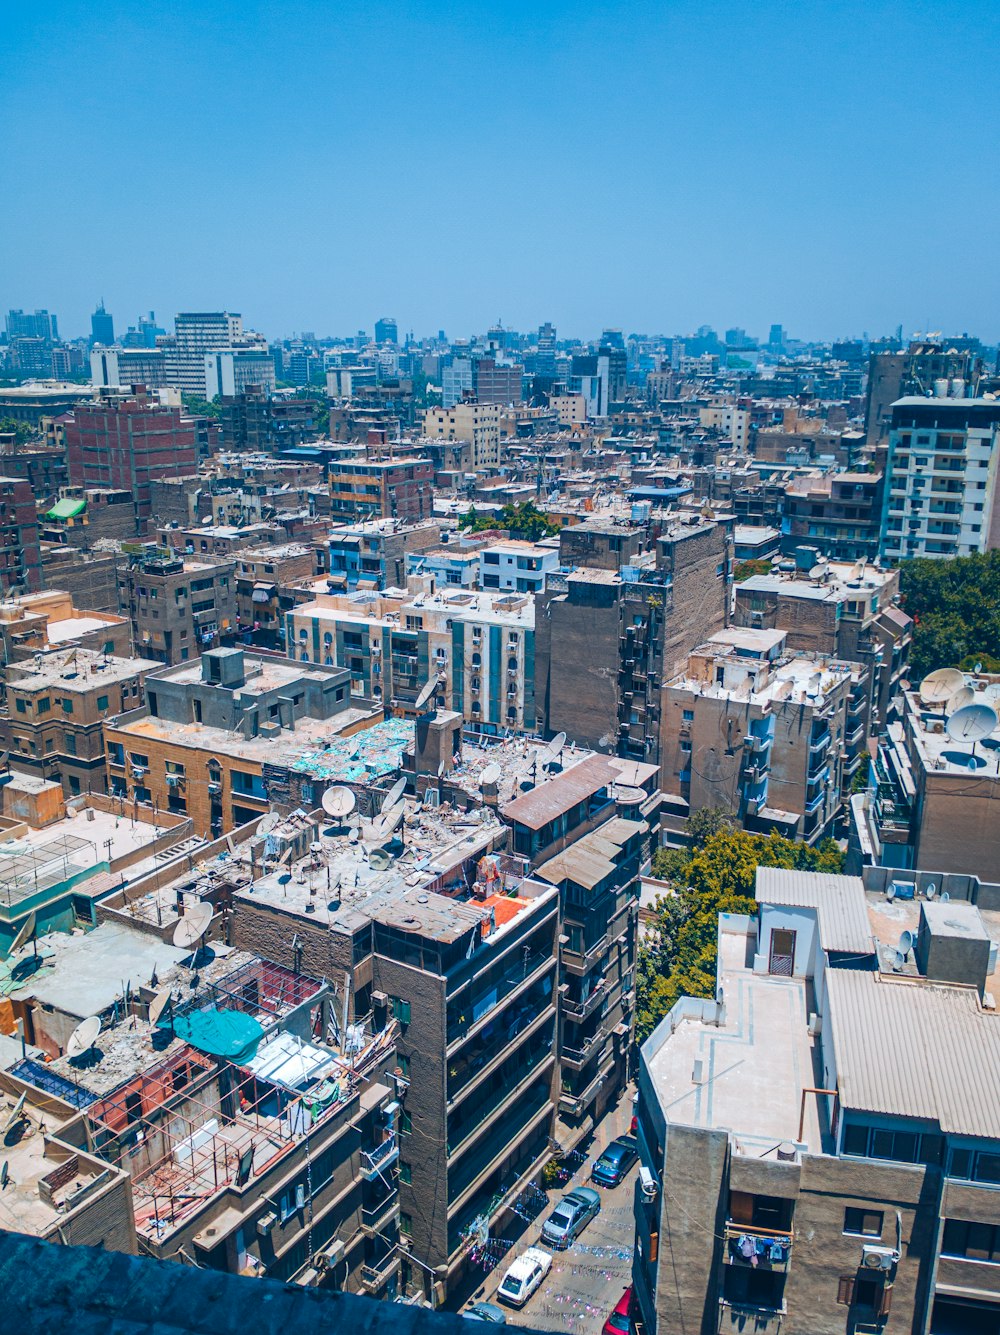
[496,1246,552,1307]
[602,1286,635,1335]
[591,1136,639,1187]
[464,1301,507,1324]
[541,1186,602,1249]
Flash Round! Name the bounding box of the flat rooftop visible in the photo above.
[645,925,823,1157]
[8,651,159,693]
[902,679,1000,778]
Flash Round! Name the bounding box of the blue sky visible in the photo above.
[2,0,998,343]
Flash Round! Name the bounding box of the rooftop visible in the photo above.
[756,866,874,956]
[8,650,159,694]
[901,677,1000,778]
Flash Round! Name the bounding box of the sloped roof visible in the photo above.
[755,866,873,956]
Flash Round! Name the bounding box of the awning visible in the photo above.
[46,497,87,520]
[251,582,276,603]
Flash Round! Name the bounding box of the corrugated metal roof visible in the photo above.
[535,815,645,889]
[826,969,1000,1138]
[501,755,616,831]
[755,867,873,956]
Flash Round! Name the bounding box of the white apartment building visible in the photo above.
[205,348,276,398]
[700,402,750,451]
[422,402,501,470]
[879,396,1000,561]
[478,539,560,593]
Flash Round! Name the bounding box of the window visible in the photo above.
[943,1219,1000,1263]
[949,1147,1000,1184]
[14,698,25,714]
[61,698,74,714]
[399,1161,412,1185]
[64,733,77,756]
[391,997,411,1025]
[843,1121,924,1164]
[37,697,50,714]
[844,1208,883,1238]
[682,709,694,721]
[399,1109,412,1136]
[400,1212,412,1237]
[97,695,109,712]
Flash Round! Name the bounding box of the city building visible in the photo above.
[878,397,1000,561]
[374,316,398,345]
[0,474,43,594]
[90,301,114,347]
[633,863,1000,1335]
[165,311,249,395]
[782,471,884,561]
[103,646,375,836]
[233,543,315,643]
[865,341,978,444]
[442,358,473,409]
[204,348,276,399]
[3,648,158,795]
[474,358,524,406]
[118,547,236,664]
[478,539,560,593]
[90,346,169,390]
[329,455,435,523]
[0,589,131,678]
[286,583,538,733]
[660,628,869,843]
[219,385,315,451]
[422,404,502,471]
[536,322,557,377]
[327,518,442,592]
[65,389,198,529]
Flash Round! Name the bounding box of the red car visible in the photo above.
[603,1286,634,1335]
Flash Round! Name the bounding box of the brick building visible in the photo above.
[118,548,236,664]
[0,474,43,593]
[329,454,434,523]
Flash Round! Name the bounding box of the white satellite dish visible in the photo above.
[480,762,502,787]
[898,929,913,959]
[947,703,999,743]
[257,812,281,836]
[148,988,172,1026]
[919,667,965,706]
[367,802,404,843]
[9,911,37,956]
[946,686,976,713]
[322,785,357,819]
[384,776,407,808]
[538,731,567,767]
[414,676,438,712]
[172,900,213,949]
[925,882,937,900]
[368,848,392,871]
[66,1015,102,1059]
[808,564,826,580]
[2,1093,26,1136]
[613,760,645,787]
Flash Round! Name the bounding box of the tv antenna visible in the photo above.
[66,1015,102,1061]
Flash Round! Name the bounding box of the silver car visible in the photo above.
[540,1186,602,1249]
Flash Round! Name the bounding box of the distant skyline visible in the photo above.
[3,1,999,343]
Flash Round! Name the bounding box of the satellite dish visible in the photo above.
[367,802,404,843]
[919,667,965,705]
[898,930,913,958]
[148,988,172,1026]
[808,564,826,580]
[538,731,567,767]
[277,872,292,885]
[172,900,213,949]
[257,812,281,836]
[9,911,37,956]
[925,882,937,900]
[480,762,502,786]
[322,785,356,818]
[940,891,951,902]
[368,848,392,871]
[613,760,645,787]
[946,703,999,743]
[384,776,407,808]
[414,676,438,712]
[2,1093,26,1137]
[66,1015,102,1058]
[947,686,976,713]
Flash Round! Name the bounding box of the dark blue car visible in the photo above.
[591,1136,639,1187]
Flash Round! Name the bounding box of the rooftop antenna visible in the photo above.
[919,667,965,707]
[383,775,407,809]
[414,675,439,713]
[321,785,356,821]
[8,911,38,965]
[172,899,213,966]
[946,686,976,714]
[946,702,998,744]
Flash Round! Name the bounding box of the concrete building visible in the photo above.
[422,404,502,471]
[660,628,869,843]
[850,672,1000,880]
[118,547,236,664]
[633,864,1000,1335]
[204,348,276,399]
[405,547,480,590]
[3,648,157,796]
[879,397,1000,561]
[865,341,977,444]
[233,543,315,644]
[782,471,884,561]
[478,539,560,593]
[326,519,442,593]
[441,357,473,409]
[219,386,316,452]
[90,346,169,390]
[165,311,248,395]
[733,559,912,728]
[474,358,524,406]
[65,390,198,529]
[285,583,538,734]
[329,455,435,524]
[103,647,375,836]
[0,589,131,677]
[535,516,732,765]
[700,403,750,450]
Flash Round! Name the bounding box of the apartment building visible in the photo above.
[535,516,732,765]
[661,628,869,843]
[218,385,314,451]
[0,589,131,673]
[0,474,42,595]
[878,397,1000,561]
[165,311,248,394]
[4,649,157,795]
[119,547,236,664]
[700,402,750,450]
[422,404,502,471]
[228,793,559,1305]
[733,559,912,727]
[478,539,560,593]
[285,583,538,734]
[64,390,198,529]
[329,455,435,523]
[90,345,169,390]
[327,518,442,592]
[865,341,977,444]
[633,865,1000,1335]
[104,647,374,836]
[782,471,885,561]
[850,673,1000,881]
[233,543,315,644]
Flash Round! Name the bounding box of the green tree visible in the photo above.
[635,817,846,1043]
[181,393,221,419]
[459,501,559,542]
[0,417,36,446]
[899,552,1000,679]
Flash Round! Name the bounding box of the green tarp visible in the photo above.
[46,497,87,520]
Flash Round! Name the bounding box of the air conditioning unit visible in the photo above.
[746,798,760,816]
[318,1239,345,1266]
[862,1245,899,1271]
[638,1166,658,1199]
[257,1211,278,1237]
[372,991,388,1007]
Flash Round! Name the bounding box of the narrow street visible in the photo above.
[468,1087,637,1335]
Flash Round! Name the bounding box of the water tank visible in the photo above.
[933,378,949,398]
[950,378,966,399]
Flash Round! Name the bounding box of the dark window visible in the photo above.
[943,1219,1000,1264]
[391,997,411,1025]
[844,1208,883,1238]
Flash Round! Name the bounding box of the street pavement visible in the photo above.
[472,1085,637,1335]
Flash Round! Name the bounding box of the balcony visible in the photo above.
[808,731,831,755]
[447,951,554,1048]
[360,1136,399,1181]
[361,1192,398,1238]
[718,1300,785,1333]
[560,933,610,977]
[360,1252,400,1294]
[723,1224,793,1272]
[559,1052,617,1118]
[561,1029,607,1071]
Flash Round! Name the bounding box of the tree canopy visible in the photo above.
[899,552,1000,679]
[637,813,845,1043]
[459,501,560,543]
